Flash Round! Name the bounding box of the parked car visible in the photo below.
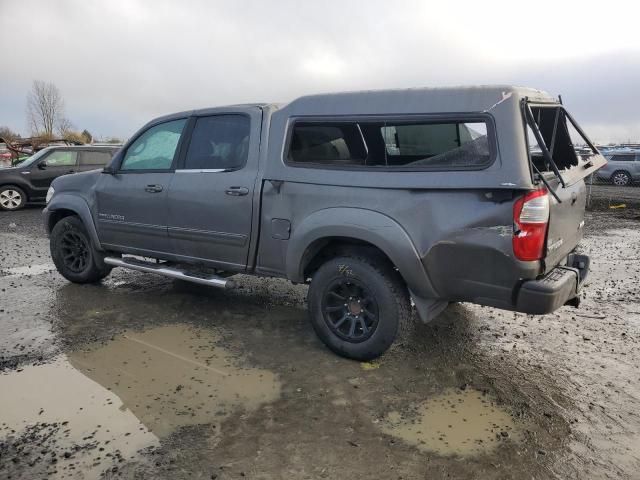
[44,86,606,360]
[595,150,639,186]
[0,145,120,211]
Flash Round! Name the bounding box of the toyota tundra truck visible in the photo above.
[43,86,606,360]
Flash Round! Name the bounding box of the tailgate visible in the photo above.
[543,176,586,271]
[522,101,606,271]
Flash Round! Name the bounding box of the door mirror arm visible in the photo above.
[37,161,47,170]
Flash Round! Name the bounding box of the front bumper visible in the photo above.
[515,254,589,315]
[42,206,53,236]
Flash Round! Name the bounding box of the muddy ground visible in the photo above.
[1,205,639,479]
[588,184,640,209]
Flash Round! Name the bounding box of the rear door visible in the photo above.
[524,103,607,270]
[166,110,261,269]
[95,118,188,254]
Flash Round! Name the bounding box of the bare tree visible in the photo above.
[57,116,75,137]
[0,126,20,142]
[26,80,65,137]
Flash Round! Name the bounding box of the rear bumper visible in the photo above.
[515,254,589,315]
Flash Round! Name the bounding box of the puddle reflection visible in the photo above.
[69,324,281,437]
[0,324,281,478]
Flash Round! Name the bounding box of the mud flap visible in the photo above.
[410,291,448,323]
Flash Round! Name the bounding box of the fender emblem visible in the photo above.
[98,213,125,222]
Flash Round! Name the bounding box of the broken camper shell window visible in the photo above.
[523,101,605,189]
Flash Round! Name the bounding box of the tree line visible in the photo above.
[0,80,122,145]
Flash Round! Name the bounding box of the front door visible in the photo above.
[167,112,261,270]
[95,118,187,254]
[29,149,78,197]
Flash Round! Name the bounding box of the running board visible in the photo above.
[104,257,234,289]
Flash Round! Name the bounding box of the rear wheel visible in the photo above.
[0,185,26,211]
[308,254,411,361]
[50,216,112,283]
[611,171,631,186]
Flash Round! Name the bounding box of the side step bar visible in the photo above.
[104,257,234,289]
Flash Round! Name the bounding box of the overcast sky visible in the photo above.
[1,0,639,142]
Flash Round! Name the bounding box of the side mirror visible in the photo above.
[37,160,47,170]
[102,165,116,174]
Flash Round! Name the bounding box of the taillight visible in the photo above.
[513,188,549,261]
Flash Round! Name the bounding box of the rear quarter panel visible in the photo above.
[257,181,540,307]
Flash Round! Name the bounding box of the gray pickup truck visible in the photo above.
[44,86,606,360]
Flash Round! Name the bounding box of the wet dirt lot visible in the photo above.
[1,206,639,479]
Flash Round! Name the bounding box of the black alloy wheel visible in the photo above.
[60,230,90,273]
[322,277,380,343]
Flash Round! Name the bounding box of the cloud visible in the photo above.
[0,0,638,142]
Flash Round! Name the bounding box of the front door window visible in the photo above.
[121,119,186,171]
[44,151,77,167]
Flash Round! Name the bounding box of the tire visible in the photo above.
[0,185,27,211]
[50,216,112,283]
[307,254,411,361]
[611,171,631,186]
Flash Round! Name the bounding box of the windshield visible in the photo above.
[13,148,50,168]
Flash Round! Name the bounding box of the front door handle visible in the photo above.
[145,184,163,193]
[225,186,249,196]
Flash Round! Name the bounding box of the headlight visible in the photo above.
[46,186,55,204]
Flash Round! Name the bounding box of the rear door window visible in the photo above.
[79,151,113,166]
[183,115,250,170]
[609,155,635,162]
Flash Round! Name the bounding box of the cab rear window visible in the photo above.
[286,119,492,170]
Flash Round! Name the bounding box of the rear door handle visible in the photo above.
[225,186,249,196]
[145,184,163,193]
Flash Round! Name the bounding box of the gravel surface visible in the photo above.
[1,205,639,479]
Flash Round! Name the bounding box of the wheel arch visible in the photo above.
[286,207,437,299]
[45,194,103,251]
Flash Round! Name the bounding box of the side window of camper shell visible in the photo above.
[286,118,493,170]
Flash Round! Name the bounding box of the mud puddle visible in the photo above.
[380,388,520,456]
[0,324,281,478]
[0,357,158,479]
[69,324,281,436]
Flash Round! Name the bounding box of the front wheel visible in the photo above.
[307,254,411,361]
[50,216,112,283]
